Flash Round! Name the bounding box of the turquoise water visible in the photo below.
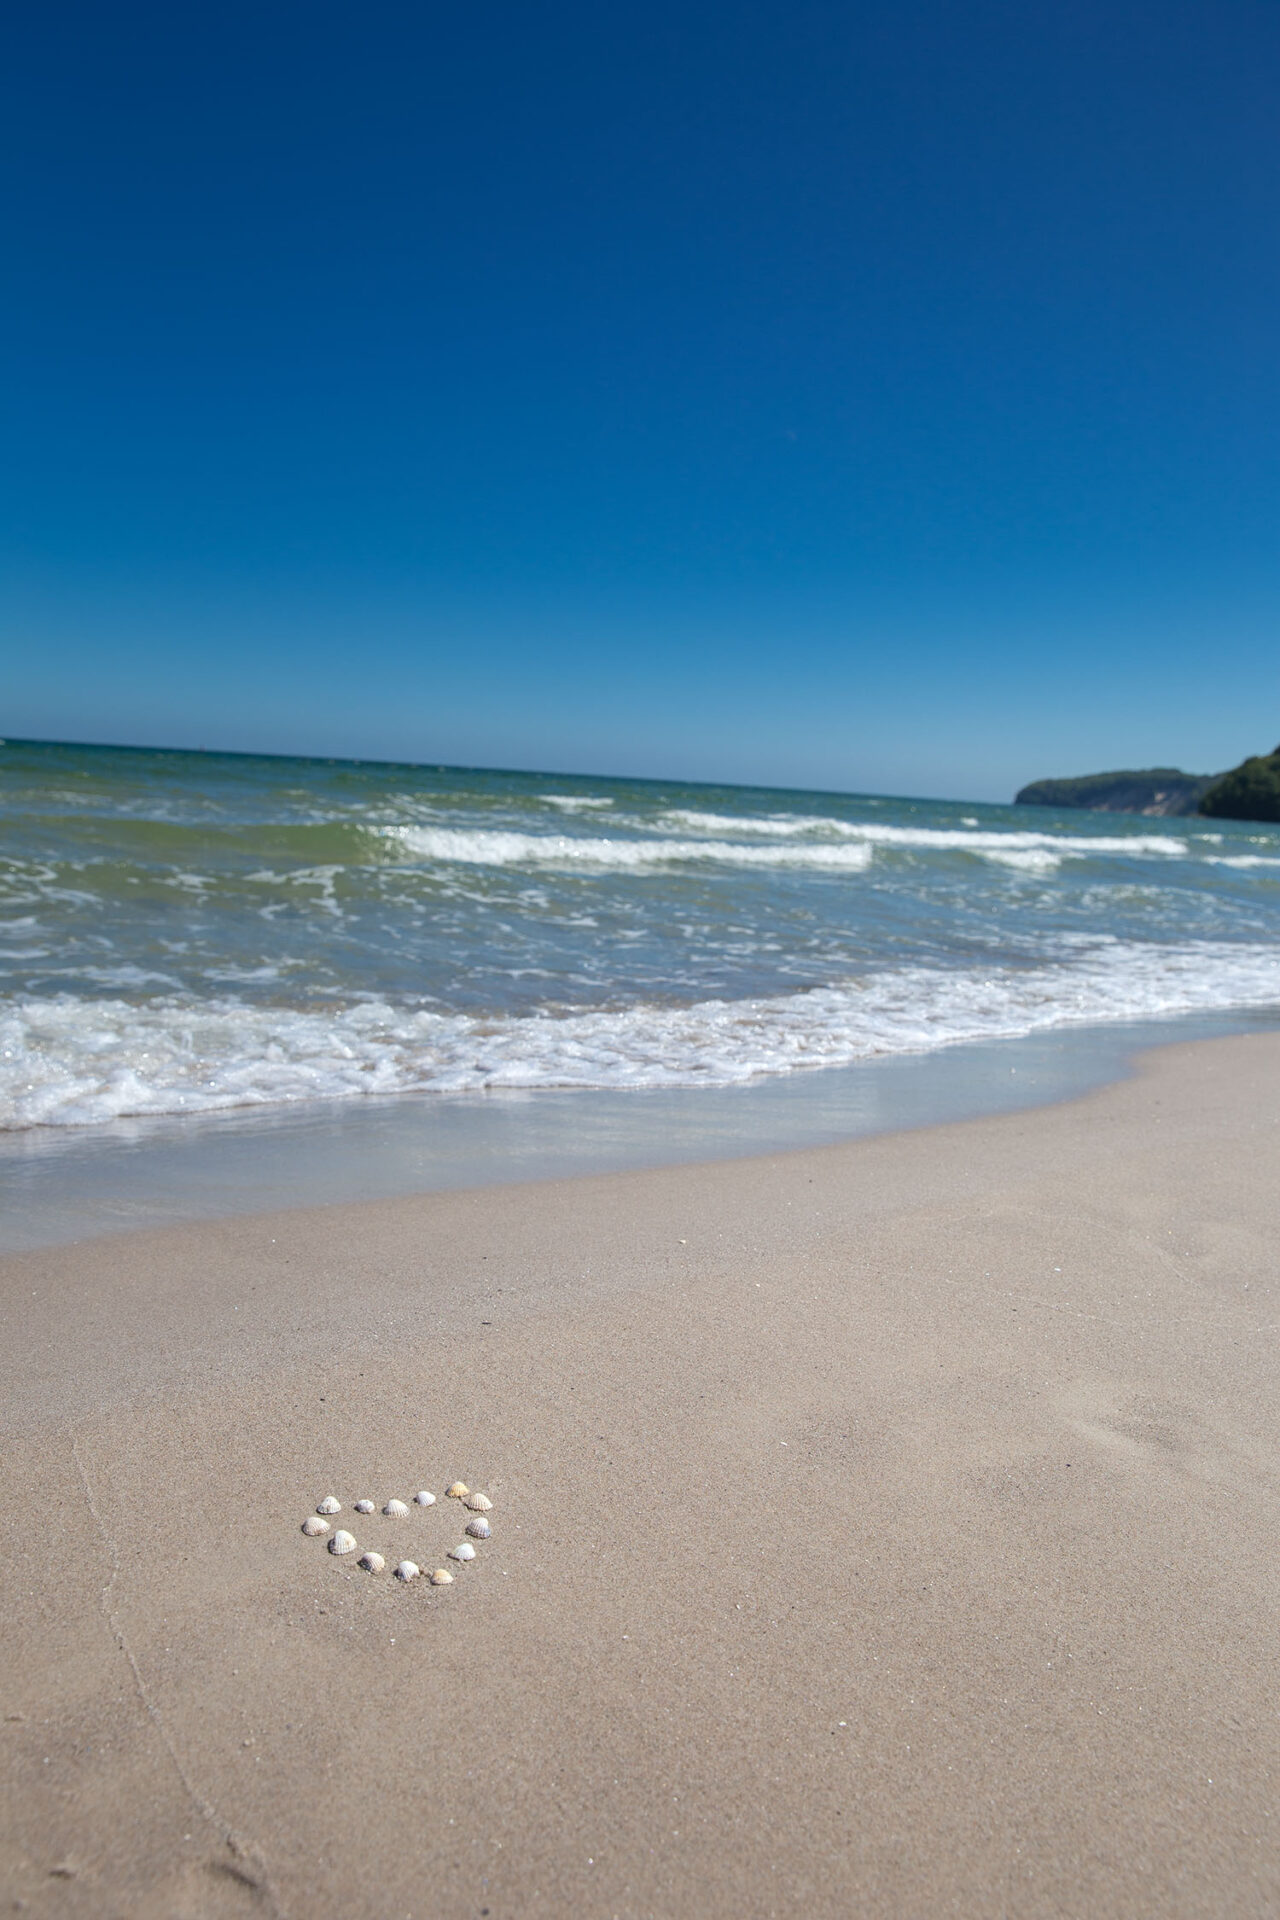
[3,737,1279,1130]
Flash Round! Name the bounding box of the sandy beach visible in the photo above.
[3,1030,1279,1917]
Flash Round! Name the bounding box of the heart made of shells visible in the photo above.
[297,1482,496,1592]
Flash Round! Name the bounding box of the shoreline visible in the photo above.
[4,1029,1280,1915]
[5,1002,1280,1253]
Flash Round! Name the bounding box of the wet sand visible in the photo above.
[3,1032,1279,1917]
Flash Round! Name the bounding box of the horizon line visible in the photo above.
[0,733,1006,812]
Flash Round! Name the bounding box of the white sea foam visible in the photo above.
[980,848,1064,873]
[540,794,614,811]
[659,809,1189,861]
[4,940,1277,1129]
[385,826,876,871]
[380,819,1197,875]
[660,809,859,838]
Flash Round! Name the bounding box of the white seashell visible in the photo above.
[413,1490,436,1507]
[329,1530,357,1556]
[383,1498,410,1518]
[393,1560,420,1582]
[446,1482,469,1499]
[358,1551,385,1573]
[465,1517,491,1539]
[448,1541,477,1563]
[428,1568,453,1585]
[462,1492,493,1512]
[354,1499,376,1514]
[317,1497,341,1515]
[301,1516,329,1537]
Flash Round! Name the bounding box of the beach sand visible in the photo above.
[3,1032,1279,1917]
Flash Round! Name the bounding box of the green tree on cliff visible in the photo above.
[1199,745,1280,822]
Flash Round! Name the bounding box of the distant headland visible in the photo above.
[1014,768,1216,816]
[1016,745,1280,821]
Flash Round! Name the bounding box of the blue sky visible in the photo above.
[4,0,1279,800]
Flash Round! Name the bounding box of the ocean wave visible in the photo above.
[4,940,1277,1129]
[379,817,1198,878]
[660,808,1189,859]
[385,826,876,871]
[978,849,1064,872]
[660,809,861,838]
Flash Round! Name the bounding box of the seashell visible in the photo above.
[353,1499,376,1514]
[465,1517,491,1539]
[413,1490,436,1507]
[357,1551,385,1573]
[301,1516,329,1537]
[446,1482,469,1499]
[462,1492,493,1512]
[393,1560,420,1582]
[317,1497,341,1515]
[428,1568,453,1586]
[329,1530,357,1556]
[383,1498,410,1518]
[448,1541,477,1563]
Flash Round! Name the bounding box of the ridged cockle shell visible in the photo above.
[446,1482,469,1499]
[462,1492,493,1512]
[358,1551,385,1573]
[394,1560,420,1582]
[383,1498,410,1518]
[413,1490,436,1506]
[465,1518,491,1539]
[354,1499,375,1514]
[448,1541,476,1562]
[329,1530,357,1556]
[301,1516,329,1537]
[428,1568,453,1585]
[317,1497,341,1515]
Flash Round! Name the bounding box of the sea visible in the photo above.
[4,737,1279,1244]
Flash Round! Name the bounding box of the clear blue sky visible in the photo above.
[4,0,1279,800]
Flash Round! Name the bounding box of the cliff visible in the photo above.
[1014,769,1217,816]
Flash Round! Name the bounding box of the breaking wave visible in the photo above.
[5,939,1278,1129]
[384,817,1194,876]
[385,825,876,871]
